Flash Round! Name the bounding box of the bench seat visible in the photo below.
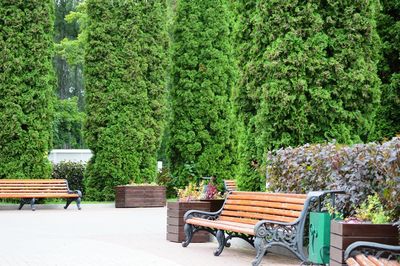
[0,179,82,210]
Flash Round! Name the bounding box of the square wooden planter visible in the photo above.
[115,185,166,208]
[166,201,211,243]
[329,220,399,266]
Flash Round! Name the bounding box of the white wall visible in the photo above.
[48,149,92,164]
[49,150,163,172]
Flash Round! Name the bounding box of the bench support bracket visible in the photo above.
[19,198,36,211]
[64,190,82,210]
[182,224,193,247]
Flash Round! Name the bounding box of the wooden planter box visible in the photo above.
[330,220,399,266]
[115,185,166,208]
[167,201,211,243]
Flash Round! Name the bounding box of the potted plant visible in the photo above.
[330,194,399,266]
[115,182,166,208]
[166,182,211,243]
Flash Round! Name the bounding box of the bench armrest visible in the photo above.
[344,241,400,260]
[183,209,221,222]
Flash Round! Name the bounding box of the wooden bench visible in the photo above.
[223,180,237,192]
[0,179,82,211]
[345,241,400,266]
[182,190,341,266]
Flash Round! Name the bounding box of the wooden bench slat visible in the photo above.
[346,258,362,266]
[186,218,255,235]
[221,210,296,223]
[379,258,400,266]
[0,180,66,183]
[225,199,304,211]
[355,254,379,266]
[223,204,301,218]
[366,256,385,266]
[0,190,70,193]
[229,193,307,204]
[231,191,307,198]
[0,185,67,188]
[0,193,79,198]
[218,215,259,225]
[0,185,68,190]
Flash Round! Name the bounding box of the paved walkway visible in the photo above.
[0,204,298,266]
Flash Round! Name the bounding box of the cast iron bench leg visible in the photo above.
[182,223,193,247]
[252,237,268,266]
[64,199,73,209]
[19,199,25,210]
[30,198,36,211]
[214,230,226,256]
[75,197,81,210]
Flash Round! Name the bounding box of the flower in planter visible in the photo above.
[177,177,226,202]
[177,183,202,202]
[340,194,391,224]
[353,194,390,224]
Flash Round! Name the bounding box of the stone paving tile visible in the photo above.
[0,205,299,266]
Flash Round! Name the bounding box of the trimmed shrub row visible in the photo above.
[52,161,85,195]
[267,137,400,221]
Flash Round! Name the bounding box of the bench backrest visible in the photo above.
[219,191,308,224]
[0,179,70,198]
[224,180,237,192]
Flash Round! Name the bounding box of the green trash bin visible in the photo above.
[308,212,331,264]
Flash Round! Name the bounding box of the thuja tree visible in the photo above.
[168,0,236,188]
[0,1,55,178]
[376,0,400,138]
[84,0,168,200]
[236,1,381,190]
[233,1,264,191]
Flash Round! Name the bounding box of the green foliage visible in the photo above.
[232,1,264,191]
[355,194,390,224]
[155,168,175,198]
[52,161,85,194]
[84,0,168,200]
[55,0,87,67]
[53,97,85,148]
[267,137,400,222]
[0,0,55,178]
[54,0,85,110]
[376,0,400,138]
[235,1,382,190]
[167,0,237,189]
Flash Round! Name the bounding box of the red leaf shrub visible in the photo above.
[267,137,400,221]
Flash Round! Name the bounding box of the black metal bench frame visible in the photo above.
[182,190,344,266]
[345,241,400,262]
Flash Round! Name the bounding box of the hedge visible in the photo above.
[52,161,85,195]
[0,0,55,179]
[84,0,168,200]
[267,137,400,221]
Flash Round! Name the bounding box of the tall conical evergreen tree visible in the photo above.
[233,1,264,191]
[168,0,236,188]
[376,0,400,138]
[84,0,168,200]
[235,1,381,190]
[0,1,55,178]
